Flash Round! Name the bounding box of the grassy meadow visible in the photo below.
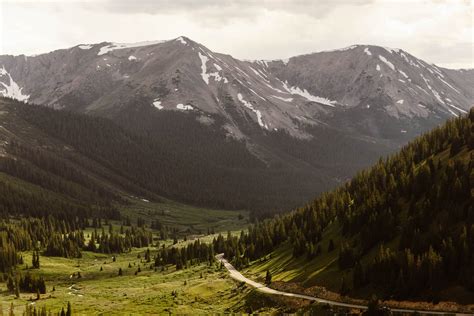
[0,198,256,315]
[0,248,256,315]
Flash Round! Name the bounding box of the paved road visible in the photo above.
[216,254,472,315]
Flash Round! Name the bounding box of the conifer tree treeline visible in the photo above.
[155,239,215,270]
[221,109,474,298]
[0,216,154,273]
[0,142,120,205]
[3,96,384,213]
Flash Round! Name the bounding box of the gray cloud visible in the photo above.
[1,0,472,69]
[419,42,473,68]
[94,0,374,23]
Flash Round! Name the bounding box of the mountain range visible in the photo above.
[1,36,472,212]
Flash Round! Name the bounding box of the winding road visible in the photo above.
[216,254,472,315]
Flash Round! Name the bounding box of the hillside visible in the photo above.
[1,38,472,213]
[0,97,393,213]
[0,97,252,230]
[221,109,473,306]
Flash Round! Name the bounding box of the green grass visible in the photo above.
[120,197,249,235]
[244,221,343,291]
[0,249,254,315]
[3,201,252,315]
[0,170,250,237]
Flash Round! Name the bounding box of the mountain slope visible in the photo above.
[1,97,388,212]
[1,38,472,139]
[221,109,473,304]
[1,38,472,212]
[266,45,473,119]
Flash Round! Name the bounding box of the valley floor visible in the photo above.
[0,198,255,314]
[0,249,256,315]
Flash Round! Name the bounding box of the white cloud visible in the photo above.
[0,0,472,69]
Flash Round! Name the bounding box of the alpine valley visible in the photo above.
[0,36,472,315]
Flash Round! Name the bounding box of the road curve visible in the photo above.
[216,254,472,315]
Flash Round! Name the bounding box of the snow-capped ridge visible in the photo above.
[98,40,167,56]
[321,45,359,53]
[78,44,93,50]
[176,37,188,45]
[1,37,471,139]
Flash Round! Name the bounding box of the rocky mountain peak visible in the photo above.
[0,38,472,140]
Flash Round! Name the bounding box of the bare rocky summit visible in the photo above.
[1,37,472,141]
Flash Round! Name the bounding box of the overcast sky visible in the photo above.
[0,0,472,69]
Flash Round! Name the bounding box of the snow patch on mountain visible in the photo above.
[447,102,468,114]
[378,55,395,71]
[128,55,137,61]
[396,99,404,104]
[431,89,444,105]
[198,52,227,84]
[264,83,287,94]
[420,73,445,105]
[235,67,250,78]
[98,40,165,56]
[176,104,193,111]
[437,76,460,93]
[237,93,268,129]
[282,81,336,107]
[364,47,372,56]
[153,99,163,110]
[400,52,421,68]
[448,109,458,117]
[431,65,444,78]
[256,60,269,68]
[272,95,293,102]
[398,70,409,79]
[249,66,269,82]
[198,52,210,84]
[0,66,30,102]
[383,47,400,54]
[376,64,381,71]
[78,44,93,50]
[176,37,187,45]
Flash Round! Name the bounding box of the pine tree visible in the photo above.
[66,302,72,316]
[265,270,272,285]
[32,251,40,269]
[340,275,349,296]
[328,239,335,252]
[353,261,365,289]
